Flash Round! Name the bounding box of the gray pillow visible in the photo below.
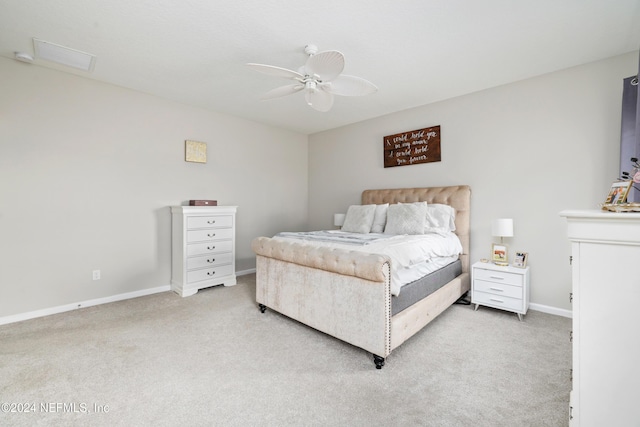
[341,204,376,234]
[384,202,428,235]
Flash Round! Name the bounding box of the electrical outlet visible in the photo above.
[92,270,101,280]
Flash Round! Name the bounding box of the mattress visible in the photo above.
[273,230,463,296]
[391,260,462,315]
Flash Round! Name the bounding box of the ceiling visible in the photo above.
[1,0,639,135]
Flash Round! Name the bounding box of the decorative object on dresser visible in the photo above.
[189,200,217,206]
[491,218,513,266]
[171,206,237,297]
[471,261,530,321]
[603,180,632,205]
[513,252,528,268]
[560,210,640,426]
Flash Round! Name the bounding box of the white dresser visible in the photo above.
[471,261,530,321]
[560,210,640,426]
[171,206,237,297]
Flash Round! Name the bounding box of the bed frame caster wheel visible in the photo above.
[373,355,385,369]
[258,304,267,313]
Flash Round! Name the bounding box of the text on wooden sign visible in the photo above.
[383,125,441,168]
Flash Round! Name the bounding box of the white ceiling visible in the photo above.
[1,0,639,135]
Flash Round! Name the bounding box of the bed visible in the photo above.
[251,185,471,368]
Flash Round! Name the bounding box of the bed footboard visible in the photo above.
[252,237,392,359]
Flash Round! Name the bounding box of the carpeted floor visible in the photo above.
[0,274,571,426]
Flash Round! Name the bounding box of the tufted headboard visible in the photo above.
[361,185,471,273]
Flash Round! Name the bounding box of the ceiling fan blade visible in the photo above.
[305,89,334,112]
[246,63,303,80]
[304,51,344,81]
[260,84,304,100]
[325,75,378,96]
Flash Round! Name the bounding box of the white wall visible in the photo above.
[0,57,308,318]
[308,52,638,313]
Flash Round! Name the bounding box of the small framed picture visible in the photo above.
[491,243,508,265]
[604,181,632,205]
[513,252,528,268]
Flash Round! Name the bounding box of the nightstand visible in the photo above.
[471,261,530,320]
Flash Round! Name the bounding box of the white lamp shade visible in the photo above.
[492,218,514,237]
[334,213,346,227]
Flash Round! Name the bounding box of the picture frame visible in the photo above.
[185,140,207,163]
[604,180,632,205]
[491,243,508,266]
[513,252,528,268]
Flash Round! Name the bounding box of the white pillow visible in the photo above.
[384,202,428,235]
[370,204,389,233]
[341,204,377,234]
[425,203,456,233]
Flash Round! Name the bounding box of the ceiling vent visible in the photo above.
[33,38,96,72]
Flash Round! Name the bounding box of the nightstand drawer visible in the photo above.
[474,268,523,287]
[187,215,233,229]
[187,227,233,243]
[473,291,524,312]
[187,264,234,284]
[474,279,522,299]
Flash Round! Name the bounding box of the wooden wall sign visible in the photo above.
[383,125,441,168]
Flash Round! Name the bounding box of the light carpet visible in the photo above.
[0,274,571,426]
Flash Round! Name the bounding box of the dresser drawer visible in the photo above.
[474,279,523,299]
[473,291,524,312]
[187,215,233,229]
[474,268,523,287]
[187,240,233,257]
[187,264,234,284]
[187,227,233,243]
[186,252,233,270]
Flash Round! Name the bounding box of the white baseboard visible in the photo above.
[0,285,171,326]
[529,302,572,318]
[236,268,256,276]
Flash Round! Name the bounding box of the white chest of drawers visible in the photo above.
[171,206,237,297]
[471,261,530,320]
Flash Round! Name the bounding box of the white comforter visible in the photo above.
[273,231,462,296]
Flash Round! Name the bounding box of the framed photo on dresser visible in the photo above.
[604,181,632,205]
[491,243,508,265]
[513,252,528,268]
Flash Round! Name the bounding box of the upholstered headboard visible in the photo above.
[361,185,471,273]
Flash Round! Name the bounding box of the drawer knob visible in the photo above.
[207,259,215,263]
[489,298,504,303]
[489,276,505,280]
[489,287,504,292]
[207,220,216,224]
[207,246,216,250]
[207,271,216,276]
[208,233,216,237]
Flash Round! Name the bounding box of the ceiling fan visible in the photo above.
[246,44,377,112]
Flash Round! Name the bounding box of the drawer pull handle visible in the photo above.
[207,271,216,276]
[489,276,505,280]
[207,246,216,250]
[207,259,215,263]
[489,298,504,303]
[489,287,504,292]
[207,220,216,224]
[208,233,216,237]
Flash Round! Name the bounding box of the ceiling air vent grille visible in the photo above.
[33,38,96,72]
